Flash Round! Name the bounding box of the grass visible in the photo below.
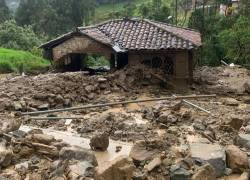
[0,48,51,74]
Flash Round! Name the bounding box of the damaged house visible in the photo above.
[41,18,201,85]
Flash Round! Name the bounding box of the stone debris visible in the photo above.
[0,66,250,179]
[144,156,162,172]
[189,143,226,177]
[129,140,162,163]
[192,164,216,180]
[89,132,109,151]
[225,145,249,173]
[95,155,135,180]
[234,134,250,149]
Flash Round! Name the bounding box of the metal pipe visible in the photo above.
[29,117,84,120]
[173,95,211,114]
[21,94,216,116]
[182,99,211,114]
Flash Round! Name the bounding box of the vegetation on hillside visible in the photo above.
[0,48,50,74]
[0,0,249,72]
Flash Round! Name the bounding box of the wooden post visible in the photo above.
[188,50,194,84]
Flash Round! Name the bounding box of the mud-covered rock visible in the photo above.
[192,164,216,180]
[89,132,109,151]
[227,115,244,131]
[225,145,248,173]
[0,139,13,168]
[27,134,56,145]
[67,160,95,179]
[0,170,21,180]
[129,140,161,163]
[95,155,135,180]
[222,98,239,106]
[59,146,98,166]
[244,81,250,93]
[144,156,162,172]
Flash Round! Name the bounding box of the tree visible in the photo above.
[0,0,11,23]
[219,16,250,67]
[0,20,43,51]
[138,0,171,22]
[123,0,135,18]
[15,0,96,37]
[240,0,250,18]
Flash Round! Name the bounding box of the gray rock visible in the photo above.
[59,146,98,166]
[68,160,95,179]
[12,101,22,111]
[97,78,107,83]
[190,143,225,177]
[15,161,29,175]
[37,104,49,110]
[0,139,13,168]
[170,165,192,180]
[234,134,250,149]
[89,133,109,151]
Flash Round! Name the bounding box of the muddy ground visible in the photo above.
[0,65,250,180]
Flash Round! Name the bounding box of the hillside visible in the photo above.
[0,48,50,73]
[94,0,151,23]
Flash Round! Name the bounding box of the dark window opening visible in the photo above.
[164,57,174,75]
[151,57,162,68]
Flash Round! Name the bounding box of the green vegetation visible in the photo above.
[86,55,110,67]
[188,0,250,69]
[0,48,50,73]
[0,0,249,72]
[0,20,43,51]
[94,0,150,22]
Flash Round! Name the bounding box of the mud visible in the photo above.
[0,65,250,179]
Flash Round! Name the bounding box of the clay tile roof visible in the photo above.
[41,18,202,51]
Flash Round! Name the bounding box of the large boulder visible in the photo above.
[189,143,226,177]
[225,145,248,173]
[95,155,135,180]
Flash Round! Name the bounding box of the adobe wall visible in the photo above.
[52,36,112,61]
[128,50,190,81]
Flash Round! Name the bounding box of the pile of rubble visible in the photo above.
[1,65,250,179]
[0,65,166,114]
[194,65,250,94]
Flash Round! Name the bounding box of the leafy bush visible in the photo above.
[0,20,43,51]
